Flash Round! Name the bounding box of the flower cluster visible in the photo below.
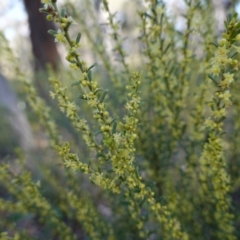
[2,0,240,239]
[0,163,76,240]
[199,13,240,240]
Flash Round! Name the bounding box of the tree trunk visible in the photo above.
[23,0,60,72]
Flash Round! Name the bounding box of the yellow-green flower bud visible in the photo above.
[219,38,227,47]
[46,14,53,21]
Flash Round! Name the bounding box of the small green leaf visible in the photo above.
[100,90,108,103]
[224,20,228,28]
[87,70,92,81]
[233,12,238,19]
[217,116,226,123]
[134,168,139,178]
[149,181,156,188]
[61,8,66,17]
[88,160,91,168]
[76,32,81,44]
[39,8,50,13]
[235,22,240,29]
[208,74,218,85]
[112,122,117,134]
[210,42,219,48]
[110,118,117,125]
[231,52,238,58]
[48,30,57,36]
[71,80,80,87]
[93,130,102,136]
[163,43,171,55]
[87,63,97,72]
[94,88,102,94]
[209,103,215,111]
[227,15,231,24]
[67,59,77,64]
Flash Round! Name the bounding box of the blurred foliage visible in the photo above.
[0,0,240,240]
[0,106,19,157]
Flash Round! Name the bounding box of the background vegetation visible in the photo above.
[0,0,240,239]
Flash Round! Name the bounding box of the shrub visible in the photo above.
[0,0,240,239]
